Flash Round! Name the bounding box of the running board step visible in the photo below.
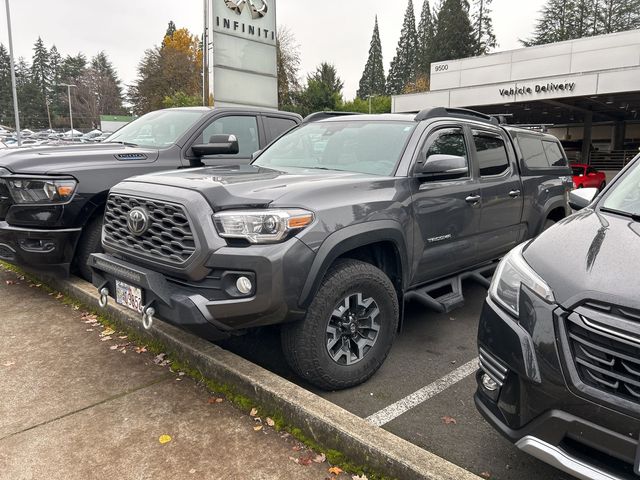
[405,262,499,314]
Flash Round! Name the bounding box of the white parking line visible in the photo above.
[366,357,480,427]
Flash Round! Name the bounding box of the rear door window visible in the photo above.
[473,131,510,177]
[518,136,548,168]
[265,117,298,143]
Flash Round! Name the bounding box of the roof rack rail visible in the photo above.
[414,107,499,125]
[302,111,362,124]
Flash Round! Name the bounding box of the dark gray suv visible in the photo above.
[90,108,572,390]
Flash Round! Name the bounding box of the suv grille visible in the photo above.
[103,194,196,265]
[566,302,640,404]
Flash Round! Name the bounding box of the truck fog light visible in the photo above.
[481,373,499,392]
[236,276,253,295]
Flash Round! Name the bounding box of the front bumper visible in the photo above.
[89,237,315,341]
[476,294,640,480]
[0,221,82,275]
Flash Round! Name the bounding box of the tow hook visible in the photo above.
[142,307,155,330]
[98,288,109,308]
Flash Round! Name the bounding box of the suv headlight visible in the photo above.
[489,242,555,317]
[5,177,77,204]
[213,209,314,244]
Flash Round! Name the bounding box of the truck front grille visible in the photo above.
[566,302,640,405]
[103,194,196,265]
[0,179,11,221]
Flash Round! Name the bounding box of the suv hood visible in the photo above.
[523,208,640,310]
[126,164,392,211]
[0,143,159,174]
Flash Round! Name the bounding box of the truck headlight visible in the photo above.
[6,177,77,204]
[213,209,314,244]
[489,242,555,317]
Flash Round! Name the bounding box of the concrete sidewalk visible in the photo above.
[0,267,349,480]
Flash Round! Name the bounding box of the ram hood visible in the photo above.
[122,164,396,211]
[0,143,159,174]
[523,208,640,310]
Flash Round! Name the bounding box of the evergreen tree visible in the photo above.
[60,53,87,83]
[297,62,344,116]
[16,57,46,128]
[31,37,50,98]
[471,0,496,55]
[431,0,476,63]
[523,0,640,46]
[357,16,386,99]
[387,0,419,95]
[0,44,12,126]
[416,0,436,78]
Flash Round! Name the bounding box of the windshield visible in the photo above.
[106,109,206,148]
[254,120,416,176]
[601,157,640,216]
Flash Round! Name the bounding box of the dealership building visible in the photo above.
[392,29,640,169]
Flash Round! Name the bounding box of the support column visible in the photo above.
[613,121,625,150]
[581,111,592,164]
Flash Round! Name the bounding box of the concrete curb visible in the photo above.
[50,274,481,480]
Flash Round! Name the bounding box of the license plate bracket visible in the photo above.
[115,280,144,314]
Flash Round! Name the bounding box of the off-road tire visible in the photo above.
[74,215,103,281]
[281,259,399,390]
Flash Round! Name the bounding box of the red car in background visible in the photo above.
[571,163,607,190]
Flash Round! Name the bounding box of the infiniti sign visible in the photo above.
[224,0,268,19]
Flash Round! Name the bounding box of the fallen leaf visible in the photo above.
[313,453,326,463]
[441,415,457,425]
[101,328,115,337]
[55,293,64,299]
[72,305,80,311]
[118,335,128,340]
[352,475,368,480]
[253,425,263,432]
[100,336,112,342]
[5,280,16,285]
[153,353,166,364]
[215,398,223,403]
[480,473,491,479]
[266,417,275,427]
[189,469,196,474]
[110,345,119,350]
[178,372,185,376]
[2,361,15,367]
[328,467,343,475]
[292,445,302,452]
[250,408,258,417]
[158,434,172,444]
[289,456,299,464]
[207,397,217,404]
[298,457,313,466]
[135,346,147,354]
[86,329,94,332]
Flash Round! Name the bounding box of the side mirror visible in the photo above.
[569,187,598,210]
[192,134,239,157]
[418,154,468,176]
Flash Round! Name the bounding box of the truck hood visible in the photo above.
[0,143,159,174]
[126,164,391,210]
[523,208,640,310]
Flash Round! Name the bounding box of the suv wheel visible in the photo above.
[281,259,399,390]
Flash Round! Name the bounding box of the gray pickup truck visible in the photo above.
[90,108,573,390]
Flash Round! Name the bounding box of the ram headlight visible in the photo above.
[489,242,555,317]
[213,209,314,244]
[6,177,77,204]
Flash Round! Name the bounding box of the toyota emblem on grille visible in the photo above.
[127,208,150,236]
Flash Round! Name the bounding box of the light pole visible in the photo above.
[60,84,76,140]
[4,0,21,146]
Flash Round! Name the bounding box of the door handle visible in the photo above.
[465,194,481,205]
[509,190,521,198]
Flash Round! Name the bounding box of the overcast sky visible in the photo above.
[0,0,545,100]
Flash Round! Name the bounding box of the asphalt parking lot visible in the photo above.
[220,280,576,480]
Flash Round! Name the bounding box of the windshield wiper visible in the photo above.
[105,141,139,147]
[600,206,640,222]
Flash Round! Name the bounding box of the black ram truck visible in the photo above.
[90,108,574,390]
[0,107,301,279]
